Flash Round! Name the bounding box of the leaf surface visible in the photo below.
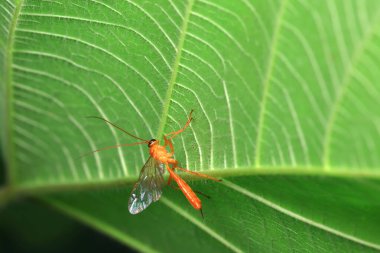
[1,0,380,252]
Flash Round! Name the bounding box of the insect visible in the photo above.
[87,110,221,217]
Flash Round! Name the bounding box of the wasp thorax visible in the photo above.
[148,139,157,147]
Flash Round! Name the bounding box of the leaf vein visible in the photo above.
[223,179,380,251]
[254,0,288,167]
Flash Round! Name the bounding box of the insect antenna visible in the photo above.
[87,116,149,142]
[79,141,147,159]
[79,116,150,159]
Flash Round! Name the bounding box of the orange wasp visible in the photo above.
[87,110,221,216]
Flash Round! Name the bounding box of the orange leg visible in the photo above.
[164,135,175,156]
[164,110,193,141]
[174,166,222,182]
[167,174,173,186]
[164,135,221,183]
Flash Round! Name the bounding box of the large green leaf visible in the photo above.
[1,0,380,252]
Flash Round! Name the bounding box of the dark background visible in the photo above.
[0,152,136,253]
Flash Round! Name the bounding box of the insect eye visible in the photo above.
[148,139,156,147]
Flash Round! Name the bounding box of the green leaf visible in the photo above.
[44,176,380,253]
[1,0,380,252]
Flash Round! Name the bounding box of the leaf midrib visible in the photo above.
[11,167,380,195]
[156,0,195,139]
[3,0,24,187]
[254,0,288,167]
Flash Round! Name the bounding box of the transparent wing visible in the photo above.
[128,156,165,214]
